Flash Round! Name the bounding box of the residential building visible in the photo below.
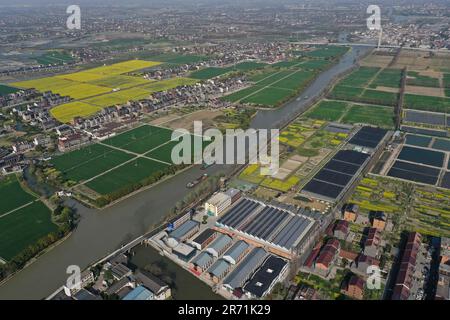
[314,238,340,277]
[370,211,387,230]
[134,270,171,300]
[342,275,365,300]
[343,203,358,222]
[363,228,382,258]
[333,220,349,240]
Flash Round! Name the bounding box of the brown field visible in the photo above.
[394,50,450,71]
[405,85,445,97]
[360,54,394,68]
[162,109,223,131]
[375,86,400,93]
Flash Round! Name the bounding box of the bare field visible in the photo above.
[162,109,223,131]
[405,85,445,97]
[375,86,400,93]
[360,54,394,68]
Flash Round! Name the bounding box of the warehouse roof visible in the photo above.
[169,220,199,241]
[207,259,230,278]
[122,285,153,300]
[191,228,216,245]
[243,255,287,298]
[206,233,232,255]
[191,251,214,268]
[223,240,249,264]
[223,247,267,290]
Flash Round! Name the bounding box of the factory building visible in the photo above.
[205,188,241,216]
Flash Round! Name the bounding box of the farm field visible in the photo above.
[0,201,57,261]
[85,157,170,195]
[0,176,35,215]
[222,68,314,107]
[350,175,450,237]
[306,100,394,128]
[103,125,174,154]
[50,144,134,182]
[50,125,205,202]
[190,67,232,79]
[239,118,349,193]
[407,71,440,87]
[0,176,57,262]
[403,94,450,113]
[34,51,74,66]
[305,100,349,121]
[369,68,403,88]
[50,102,103,123]
[0,84,20,96]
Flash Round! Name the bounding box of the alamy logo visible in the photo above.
[66,265,81,291]
[171,121,279,176]
[367,5,381,31]
[66,5,81,30]
[366,265,381,290]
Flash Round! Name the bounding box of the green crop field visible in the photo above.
[103,125,174,154]
[0,84,20,96]
[85,157,170,195]
[0,176,35,215]
[35,51,74,66]
[360,89,399,106]
[404,94,450,113]
[222,68,314,107]
[341,104,395,128]
[369,68,403,88]
[328,85,364,101]
[299,59,332,71]
[302,45,349,59]
[233,61,267,71]
[50,144,134,182]
[0,201,57,261]
[339,67,380,87]
[306,100,349,121]
[407,71,440,87]
[190,67,232,79]
[242,87,294,106]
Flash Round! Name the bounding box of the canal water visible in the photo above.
[0,45,371,299]
[129,245,223,300]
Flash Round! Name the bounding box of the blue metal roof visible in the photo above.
[122,285,154,300]
[169,220,199,240]
[207,259,230,277]
[223,240,249,262]
[191,251,214,268]
[207,233,232,253]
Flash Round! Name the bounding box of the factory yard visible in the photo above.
[147,191,320,300]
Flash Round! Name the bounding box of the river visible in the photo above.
[0,44,371,299]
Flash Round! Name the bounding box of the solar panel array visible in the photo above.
[217,198,316,251]
[387,160,440,185]
[302,150,369,201]
[349,126,387,148]
[217,198,261,229]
